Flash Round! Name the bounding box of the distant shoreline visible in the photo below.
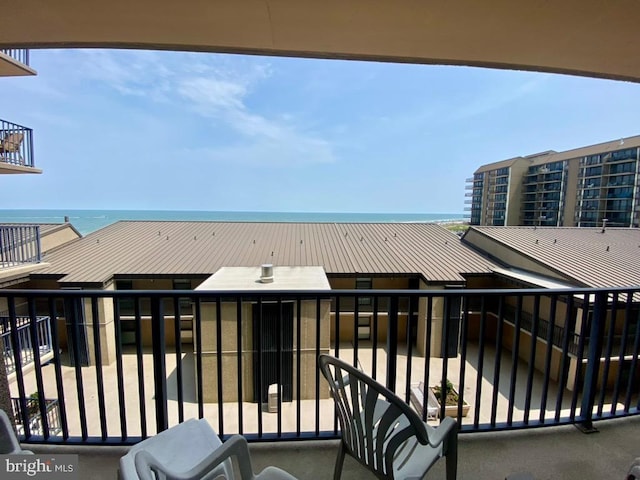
[0,209,467,236]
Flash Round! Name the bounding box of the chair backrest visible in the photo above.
[0,132,24,152]
[318,354,432,479]
[0,409,22,454]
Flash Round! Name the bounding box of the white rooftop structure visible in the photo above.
[196,266,331,291]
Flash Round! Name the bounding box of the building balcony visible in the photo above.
[0,119,40,174]
[0,225,42,273]
[0,49,36,77]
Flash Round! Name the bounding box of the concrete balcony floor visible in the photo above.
[28,415,640,480]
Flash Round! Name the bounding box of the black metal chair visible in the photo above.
[318,354,457,480]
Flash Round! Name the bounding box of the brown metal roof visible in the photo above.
[36,221,496,286]
[466,226,640,288]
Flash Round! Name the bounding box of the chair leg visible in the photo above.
[333,442,346,480]
[445,433,458,480]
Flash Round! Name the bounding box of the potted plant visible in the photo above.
[429,380,470,417]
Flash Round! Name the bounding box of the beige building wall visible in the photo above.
[563,159,580,226]
[40,226,81,253]
[198,299,331,403]
[506,159,531,225]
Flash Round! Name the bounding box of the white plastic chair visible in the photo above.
[134,434,298,480]
[120,418,297,480]
[319,354,458,480]
[0,408,33,454]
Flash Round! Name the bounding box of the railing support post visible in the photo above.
[578,291,607,433]
[386,296,398,392]
[151,297,168,432]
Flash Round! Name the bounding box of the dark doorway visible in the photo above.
[252,302,294,403]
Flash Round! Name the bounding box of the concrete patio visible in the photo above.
[28,415,640,480]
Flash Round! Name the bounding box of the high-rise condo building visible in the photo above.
[466,135,640,227]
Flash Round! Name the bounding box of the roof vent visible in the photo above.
[260,264,274,283]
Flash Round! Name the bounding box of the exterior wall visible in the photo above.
[328,276,412,344]
[198,299,331,403]
[506,160,530,225]
[83,282,117,365]
[40,226,81,253]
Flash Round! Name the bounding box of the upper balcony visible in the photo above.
[0,119,40,174]
[0,225,42,276]
[0,49,36,77]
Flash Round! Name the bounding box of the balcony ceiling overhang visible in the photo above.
[2,0,640,82]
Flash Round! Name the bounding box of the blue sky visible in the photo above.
[2,49,640,213]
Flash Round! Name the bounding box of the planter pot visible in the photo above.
[428,386,470,418]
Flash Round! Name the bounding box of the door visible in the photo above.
[252,302,294,403]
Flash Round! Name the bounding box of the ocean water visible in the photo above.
[0,209,465,236]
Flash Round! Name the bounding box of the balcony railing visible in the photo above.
[0,119,35,168]
[0,49,30,66]
[11,397,62,437]
[0,225,42,268]
[1,314,53,375]
[0,287,638,445]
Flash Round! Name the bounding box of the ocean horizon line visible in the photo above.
[0,209,467,236]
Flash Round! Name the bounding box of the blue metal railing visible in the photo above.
[1,315,53,375]
[0,225,42,268]
[0,49,30,66]
[0,286,637,445]
[0,119,35,168]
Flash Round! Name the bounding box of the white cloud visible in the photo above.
[59,49,335,166]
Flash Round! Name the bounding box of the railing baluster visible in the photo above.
[540,295,557,423]
[23,298,49,440]
[134,297,147,438]
[295,296,301,437]
[523,295,540,424]
[150,296,167,433]
[237,297,245,435]
[457,295,469,425]
[173,297,184,424]
[506,294,523,430]
[490,296,505,427]
[48,297,69,440]
[555,295,575,422]
[579,291,607,432]
[611,292,633,414]
[624,302,640,411]
[65,296,88,440]
[113,296,128,441]
[215,297,224,436]
[597,292,618,417]
[194,298,204,420]
[386,295,399,393]
[473,295,486,428]
[90,297,107,441]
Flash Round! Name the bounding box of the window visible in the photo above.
[173,279,192,310]
[357,315,371,340]
[115,280,134,314]
[356,277,372,306]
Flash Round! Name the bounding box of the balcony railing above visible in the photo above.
[0,225,42,269]
[0,49,30,66]
[0,119,35,169]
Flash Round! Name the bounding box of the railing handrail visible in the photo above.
[1,286,638,445]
